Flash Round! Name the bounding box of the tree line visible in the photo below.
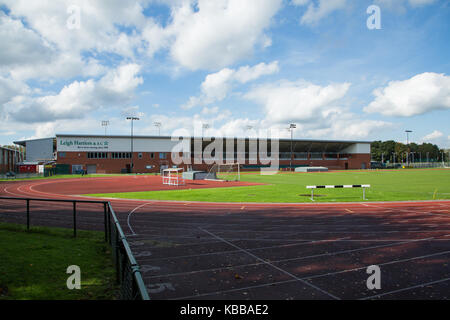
[371,140,448,163]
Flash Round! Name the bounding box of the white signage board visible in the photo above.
[56,136,190,153]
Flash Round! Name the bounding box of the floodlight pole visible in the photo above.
[405,130,412,166]
[154,122,162,136]
[127,117,140,173]
[102,120,110,136]
[289,124,297,171]
[202,124,210,138]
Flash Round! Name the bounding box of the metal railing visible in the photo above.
[0,196,149,300]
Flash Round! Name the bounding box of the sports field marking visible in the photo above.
[360,277,450,300]
[173,250,450,300]
[145,236,439,280]
[363,203,450,218]
[198,226,341,300]
[127,203,151,235]
[127,223,450,235]
[345,208,354,213]
[137,237,348,262]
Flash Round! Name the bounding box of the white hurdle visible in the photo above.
[306,184,370,201]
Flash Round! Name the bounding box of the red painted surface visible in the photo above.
[18,164,37,173]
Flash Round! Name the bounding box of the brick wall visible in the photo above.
[0,148,17,174]
[57,151,371,173]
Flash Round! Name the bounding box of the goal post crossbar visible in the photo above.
[162,168,185,186]
[205,163,240,182]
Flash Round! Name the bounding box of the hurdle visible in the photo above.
[306,184,370,201]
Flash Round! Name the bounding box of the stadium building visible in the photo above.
[0,146,23,174]
[14,134,372,174]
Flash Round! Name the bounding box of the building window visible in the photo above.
[112,152,131,159]
[150,153,155,159]
[138,153,143,159]
[88,152,107,159]
[159,152,167,159]
[59,152,66,158]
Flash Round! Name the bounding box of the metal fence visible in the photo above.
[0,196,149,300]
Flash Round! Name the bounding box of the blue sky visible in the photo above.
[0,0,449,147]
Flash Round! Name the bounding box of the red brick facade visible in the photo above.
[0,147,20,174]
[57,151,371,173]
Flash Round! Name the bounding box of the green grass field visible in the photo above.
[0,223,117,300]
[88,169,450,203]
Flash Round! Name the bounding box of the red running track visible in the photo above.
[1,176,450,300]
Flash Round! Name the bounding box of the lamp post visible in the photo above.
[126,117,139,173]
[202,124,210,138]
[289,124,297,171]
[405,130,412,166]
[101,120,109,136]
[154,122,162,136]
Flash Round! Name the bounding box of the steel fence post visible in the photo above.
[73,201,77,238]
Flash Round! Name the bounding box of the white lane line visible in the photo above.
[364,203,450,218]
[146,236,439,280]
[174,250,450,300]
[138,237,348,262]
[127,203,151,235]
[361,277,450,300]
[198,227,341,300]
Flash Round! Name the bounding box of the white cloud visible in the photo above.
[422,130,444,141]
[291,0,310,5]
[0,75,29,105]
[408,0,436,6]
[234,61,280,83]
[364,73,450,117]
[184,61,279,109]
[244,80,351,124]
[374,0,437,13]
[1,1,154,81]
[293,0,347,26]
[6,64,143,123]
[167,0,282,70]
[0,13,53,68]
[201,106,220,115]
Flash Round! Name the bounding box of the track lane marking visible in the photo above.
[145,235,439,280]
[198,226,341,300]
[361,277,450,300]
[173,250,450,300]
[127,203,151,235]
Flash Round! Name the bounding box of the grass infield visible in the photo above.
[0,223,117,300]
[88,169,450,203]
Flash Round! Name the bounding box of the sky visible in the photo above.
[0,0,449,148]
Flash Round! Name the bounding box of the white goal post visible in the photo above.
[162,168,185,186]
[205,163,240,182]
